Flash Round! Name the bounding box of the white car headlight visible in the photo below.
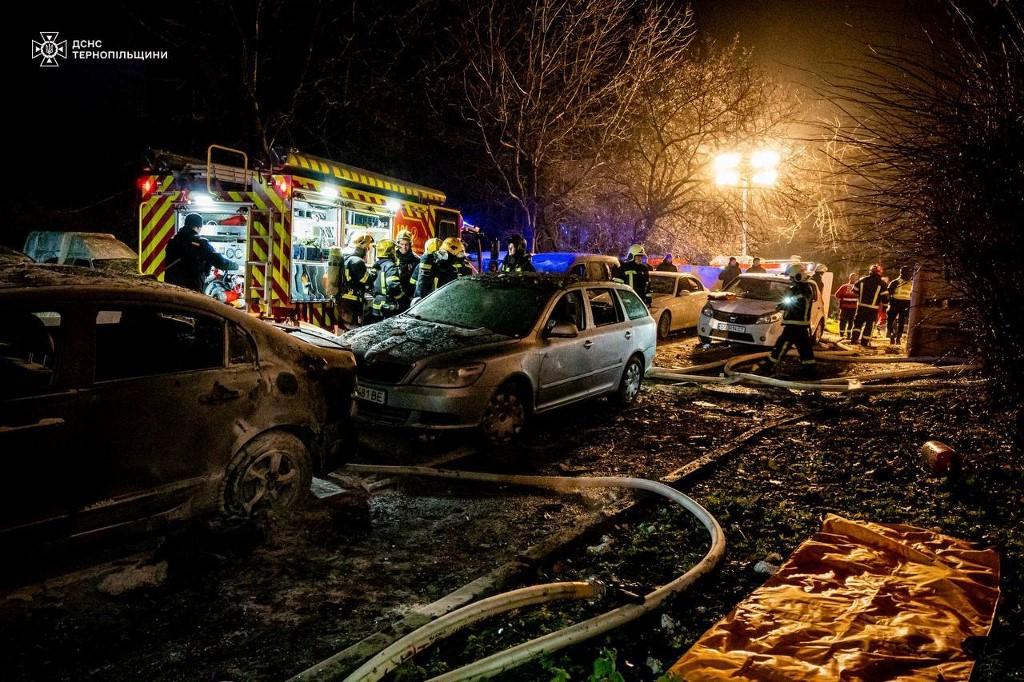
[413,363,486,388]
[756,311,783,324]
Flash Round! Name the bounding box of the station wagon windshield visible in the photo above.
[408,278,552,337]
[725,277,791,302]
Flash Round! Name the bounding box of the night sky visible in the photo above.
[12,0,919,251]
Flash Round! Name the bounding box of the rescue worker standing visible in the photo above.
[716,257,742,290]
[746,257,766,274]
[613,244,652,305]
[414,237,469,299]
[887,266,914,345]
[395,229,419,309]
[335,232,374,329]
[655,253,678,272]
[850,264,888,347]
[411,237,440,302]
[368,239,405,322]
[835,272,859,339]
[164,213,236,292]
[758,265,817,376]
[499,234,536,272]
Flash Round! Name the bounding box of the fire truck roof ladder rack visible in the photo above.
[207,144,250,193]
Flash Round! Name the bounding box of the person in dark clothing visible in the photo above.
[335,232,373,329]
[746,257,766,274]
[415,238,469,298]
[850,264,888,346]
[499,234,536,272]
[395,229,419,310]
[835,272,859,339]
[164,213,236,292]
[367,239,405,322]
[613,244,652,305]
[716,257,742,289]
[758,265,817,376]
[886,266,914,345]
[655,253,678,272]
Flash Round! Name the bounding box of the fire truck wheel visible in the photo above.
[222,431,312,516]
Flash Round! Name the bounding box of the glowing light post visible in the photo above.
[714,149,780,258]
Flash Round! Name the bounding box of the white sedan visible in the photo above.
[649,271,710,339]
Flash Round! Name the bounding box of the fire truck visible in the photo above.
[138,145,462,328]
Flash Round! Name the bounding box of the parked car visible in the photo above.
[0,246,33,264]
[23,231,138,275]
[341,273,656,443]
[0,263,356,549]
[649,271,710,339]
[480,251,619,281]
[697,272,826,347]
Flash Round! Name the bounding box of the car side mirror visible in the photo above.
[545,321,579,338]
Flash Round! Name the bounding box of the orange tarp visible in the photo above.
[670,514,1000,681]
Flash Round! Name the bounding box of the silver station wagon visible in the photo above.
[341,274,656,443]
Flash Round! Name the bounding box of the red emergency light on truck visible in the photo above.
[138,145,462,329]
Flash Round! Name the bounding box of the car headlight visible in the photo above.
[756,311,783,324]
[413,363,486,388]
[700,303,714,317]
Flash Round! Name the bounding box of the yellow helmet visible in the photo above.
[375,239,396,260]
[347,231,373,250]
[395,229,414,244]
[441,237,466,258]
[424,238,441,254]
[627,244,646,258]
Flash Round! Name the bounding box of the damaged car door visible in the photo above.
[72,304,262,534]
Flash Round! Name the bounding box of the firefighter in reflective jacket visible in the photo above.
[410,237,440,302]
[368,239,405,321]
[758,265,816,376]
[886,265,914,345]
[395,229,419,309]
[414,237,469,299]
[850,264,888,347]
[336,232,373,329]
[500,234,536,272]
[613,244,651,305]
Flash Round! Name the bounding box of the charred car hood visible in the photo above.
[340,316,517,365]
[707,297,779,316]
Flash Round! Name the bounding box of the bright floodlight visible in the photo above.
[714,152,742,186]
[386,199,402,213]
[751,149,780,186]
[191,193,216,208]
[322,185,339,200]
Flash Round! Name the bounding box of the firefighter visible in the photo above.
[655,253,678,272]
[835,272,859,339]
[430,237,471,291]
[164,213,237,292]
[758,265,817,376]
[499,234,535,272]
[887,266,914,345]
[849,264,888,346]
[395,229,419,308]
[613,244,651,305]
[367,239,405,322]
[411,237,441,302]
[335,232,374,329]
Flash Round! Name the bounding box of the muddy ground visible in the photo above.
[2,332,1020,681]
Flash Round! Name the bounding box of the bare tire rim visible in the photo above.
[482,391,525,443]
[235,450,302,514]
[623,360,642,402]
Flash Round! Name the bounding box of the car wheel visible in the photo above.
[611,354,645,406]
[698,335,711,346]
[657,312,672,340]
[812,320,825,344]
[222,431,312,516]
[480,383,529,445]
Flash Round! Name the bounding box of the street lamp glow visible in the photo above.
[714,152,742,186]
[750,149,780,186]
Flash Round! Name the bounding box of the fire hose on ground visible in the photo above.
[292,467,725,682]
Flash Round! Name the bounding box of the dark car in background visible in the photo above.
[0,264,356,549]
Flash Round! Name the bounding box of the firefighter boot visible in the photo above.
[850,329,862,345]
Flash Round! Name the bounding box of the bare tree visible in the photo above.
[456,0,694,250]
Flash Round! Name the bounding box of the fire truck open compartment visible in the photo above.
[290,198,340,302]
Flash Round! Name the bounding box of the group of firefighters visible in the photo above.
[835,264,914,347]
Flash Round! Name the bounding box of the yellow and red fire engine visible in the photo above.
[138,145,462,328]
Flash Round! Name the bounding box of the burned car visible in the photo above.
[0,264,355,548]
[341,273,656,443]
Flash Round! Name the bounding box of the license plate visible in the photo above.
[715,321,746,333]
[356,385,387,405]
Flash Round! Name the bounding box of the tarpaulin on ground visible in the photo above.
[670,514,1000,681]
